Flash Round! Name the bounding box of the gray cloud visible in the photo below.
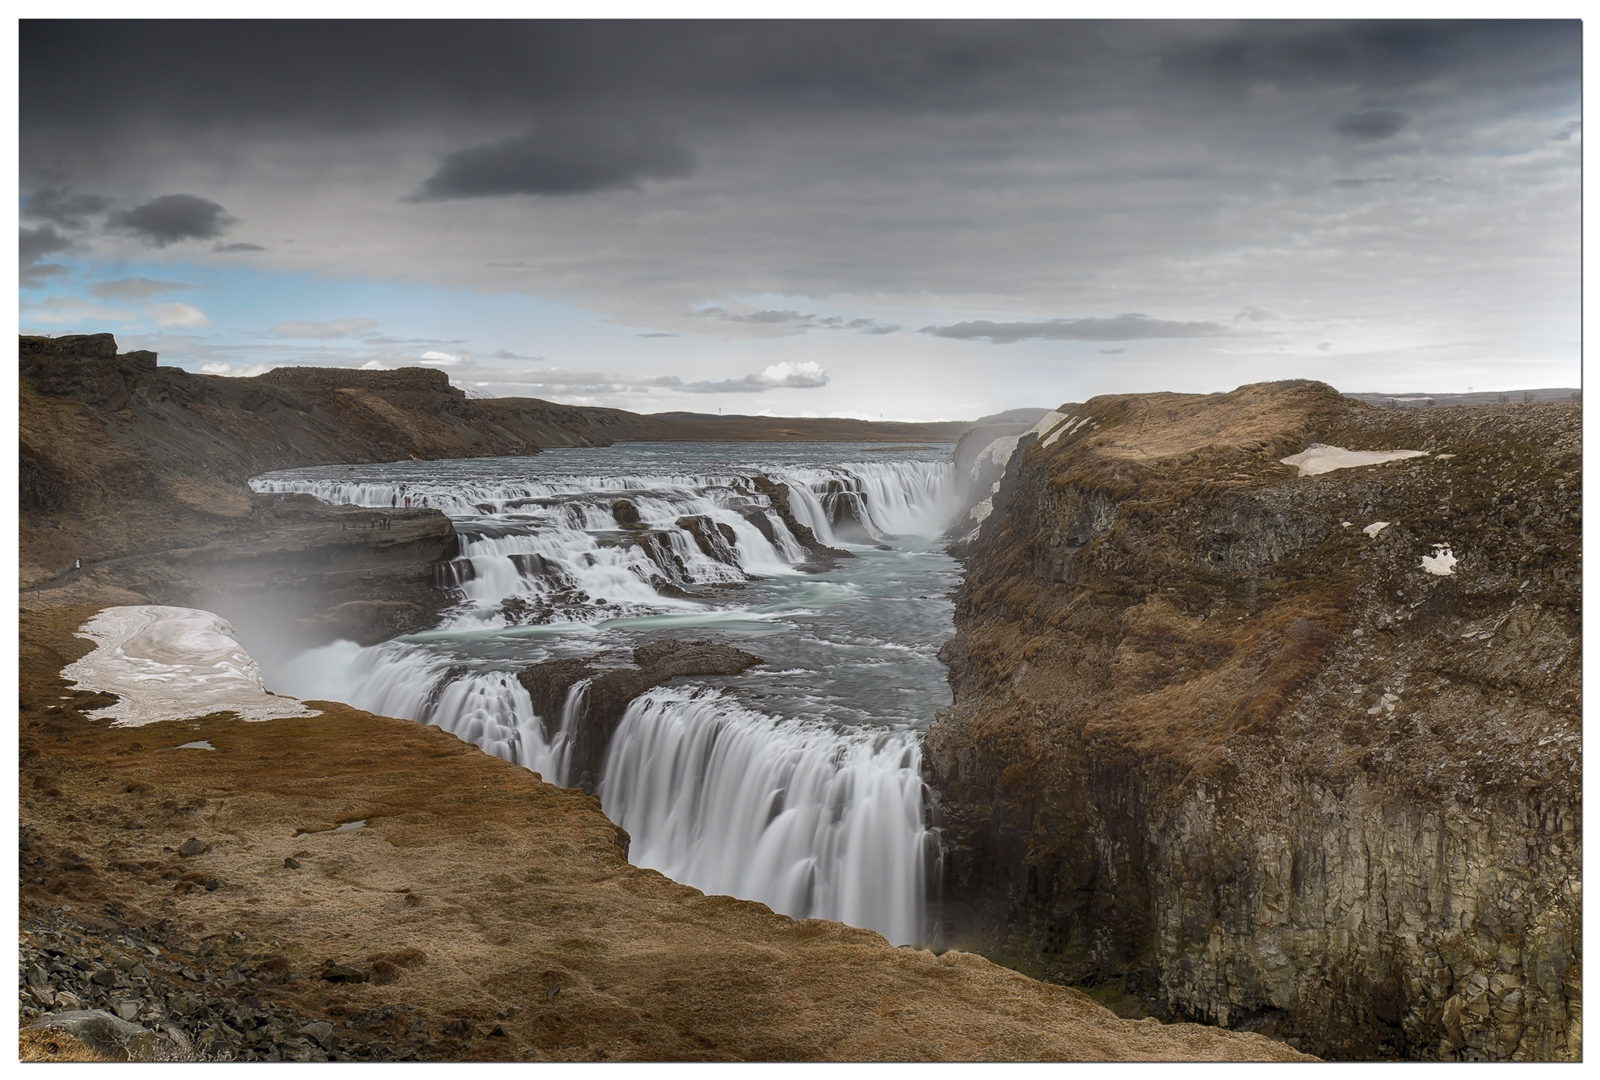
[921,314,1232,345]
[1098,348,1126,355]
[1332,175,1396,188]
[90,277,192,301]
[1333,108,1410,141]
[268,317,379,339]
[214,241,265,253]
[109,194,234,246]
[1233,306,1276,322]
[23,186,111,229]
[410,122,696,200]
[1553,119,1581,141]
[678,360,830,393]
[20,224,73,287]
[20,224,71,262]
[698,307,900,336]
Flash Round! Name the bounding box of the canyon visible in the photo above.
[18,335,1301,1062]
[19,335,1579,1061]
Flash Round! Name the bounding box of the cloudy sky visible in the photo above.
[18,18,1581,420]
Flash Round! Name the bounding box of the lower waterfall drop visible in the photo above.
[598,687,930,947]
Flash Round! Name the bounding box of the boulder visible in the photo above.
[26,1009,155,1060]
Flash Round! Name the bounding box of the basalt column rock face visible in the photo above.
[924,381,1580,1061]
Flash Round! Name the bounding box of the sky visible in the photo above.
[16,17,1583,421]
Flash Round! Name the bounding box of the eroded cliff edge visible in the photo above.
[925,381,1581,1060]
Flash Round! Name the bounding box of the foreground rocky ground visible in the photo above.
[18,601,1306,1062]
[18,335,1304,1062]
[927,382,1581,1060]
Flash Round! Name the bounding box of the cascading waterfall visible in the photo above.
[599,687,929,947]
[255,444,956,946]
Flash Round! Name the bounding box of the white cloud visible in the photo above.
[268,317,379,338]
[152,302,210,328]
[418,350,462,365]
[755,360,828,388]
[359,359,388,370]
[198,361,271,377]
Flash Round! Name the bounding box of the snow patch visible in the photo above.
[61,605,318,727]
[972,433,1024,482]
[1363,521,1390,538]
[1421,545,1458,576]
[1026,410,1068,440]
[1280,444,1428,477]
[1041,414,1086,449]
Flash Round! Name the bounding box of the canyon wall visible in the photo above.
[924,381,1581,1060]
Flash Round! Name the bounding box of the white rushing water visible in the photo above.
[253,443,957,944]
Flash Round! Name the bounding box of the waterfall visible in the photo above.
[257,447,958,947]
[598,687,930,946]
[770,460,958,543]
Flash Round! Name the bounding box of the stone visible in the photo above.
[27,1009,155,1060]
[319,961,368,984]
[302,1021,336,1049]
[176,837,209,858]
[283,857,301,869]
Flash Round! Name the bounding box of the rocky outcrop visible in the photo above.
[517,640,766,790]
[926,381,1581,1061]
[747,476,852,571]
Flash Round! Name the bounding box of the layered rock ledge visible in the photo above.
[926,381,1581,1060]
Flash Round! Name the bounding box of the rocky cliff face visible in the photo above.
[925,381,1580,1061]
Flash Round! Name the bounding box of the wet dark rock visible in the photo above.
[677,514,740,564]
[748,476,853,571]
[610,499,643,527]
[518,639,765,791]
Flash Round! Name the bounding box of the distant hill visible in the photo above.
[1345,388,1579,408]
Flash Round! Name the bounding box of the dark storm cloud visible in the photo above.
[921,314,1232,345]
[411,122,697,200]
[90,277,192,301]
[20,224,73,287]
[109,194,234,247]
[20,224,71,262]
[1333,109,1410,141]
[1163,21,1577,95]
[23,186,111,229]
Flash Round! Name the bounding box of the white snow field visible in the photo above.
[61,605,318,727]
